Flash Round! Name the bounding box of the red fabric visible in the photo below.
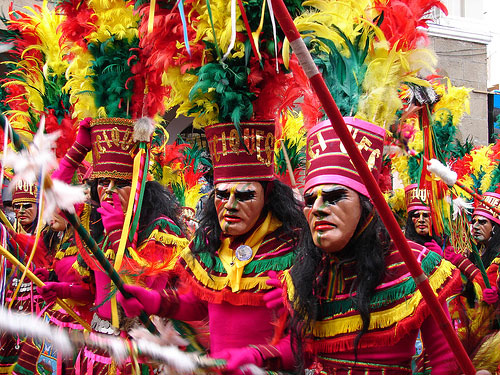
[204,122,275,184]
[304,118,385,197]
[405,184,430,213]
[315,305,458,374]
[11,181,37,205]
[9,233,51,269]
[90,118,136,179]
[157,289,292,371]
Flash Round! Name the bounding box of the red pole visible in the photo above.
[270,1,476,374]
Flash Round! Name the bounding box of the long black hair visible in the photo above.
[192,179,307,257]
[289,194,389,370]
[404,213,443,246]
[137,180,186,241]
[88,179,186,242]
[476,221,500,269]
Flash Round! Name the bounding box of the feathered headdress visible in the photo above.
[135,0,306,135]
[0,2,77,157]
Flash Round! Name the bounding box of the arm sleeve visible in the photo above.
[251,334,295,371]
[158,289,208,321]
[420,303,459,375]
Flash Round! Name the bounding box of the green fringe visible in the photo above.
[197,251,294,275]
[318,251,442,318]
[142,217,182,238]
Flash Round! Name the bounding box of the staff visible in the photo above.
[268,1,475,373]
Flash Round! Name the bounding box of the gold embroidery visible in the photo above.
[228,129,240,155]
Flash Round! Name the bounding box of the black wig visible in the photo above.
[404,213,443,246]
[289,194,389,370]
[192,179,307,257]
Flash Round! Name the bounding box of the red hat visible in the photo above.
[90,118,137,180]
[205,121,275,184]
[304,117,385,197]
[405,184,430,213]
[473,192,500,225]
[12,180,38,205]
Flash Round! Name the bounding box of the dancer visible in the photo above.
[118,121,307,373]
[285,118,461,374]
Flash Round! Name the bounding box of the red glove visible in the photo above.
[424,241,443,256]
[117,284,161,317]
[216,346,263,374]
[483,287,499,305]
[34,268,50,283]
[97,194,125,233]
[38,282,91,304]
[263,271,284,314]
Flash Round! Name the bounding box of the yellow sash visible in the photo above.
[218,212,281,292]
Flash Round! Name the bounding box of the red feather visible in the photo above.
[55,0,96,49]
[374,0,448,50]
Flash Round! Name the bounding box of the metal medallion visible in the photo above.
[235,245,253,261]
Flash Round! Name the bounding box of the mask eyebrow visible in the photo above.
[234,189,256,201]
[215,188,230,200]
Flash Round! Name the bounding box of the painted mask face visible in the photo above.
[411,210,431,237]
[97,178,132,213]
[303,184,362,253]
[214,182,265,237]
[13,202,37,228]
[471,215,493,244]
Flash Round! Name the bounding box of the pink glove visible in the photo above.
[263,271,284,313]
[97,193,125,233]
[483,287,499,305]
[38,282,91,304]
[74,117,92,150]
[444,249,464,265]
[52,118,92,182]
[424,241,443,256]
[117,284,161,317]
[216,346,263,373]
[34,268,50,283]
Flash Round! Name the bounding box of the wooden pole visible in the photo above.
[269,2,475,373]
[0,243,92,331]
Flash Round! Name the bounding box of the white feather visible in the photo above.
[42,180,86,223]
[0,307,73,356]
[133,117,155,142]
[427,158,457,186]
[452,197,474,220]
[0,43,13,53]
[3,126,59,187]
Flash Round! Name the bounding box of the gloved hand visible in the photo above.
[483,287,499,305]
[97,193,125,233]
[52,118,92,182]
[424,241,443,256]
[117,284,161,317]
[74,117,92,150]
[34,268,50,283]
[38,282,73,303]
[444,249,464,266]
[216,346,263,373]
[263,271,284,314]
